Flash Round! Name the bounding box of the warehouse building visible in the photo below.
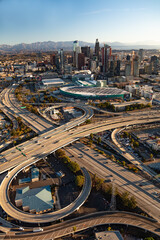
[42,78,65,88]
[15,185,54,213]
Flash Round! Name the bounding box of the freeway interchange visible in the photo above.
[1,84,160,234]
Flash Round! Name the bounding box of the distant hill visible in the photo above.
[0,40,160,53]
[0,41,94,53]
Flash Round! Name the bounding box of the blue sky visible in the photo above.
[0,0,160,45]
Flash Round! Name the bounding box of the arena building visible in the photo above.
[60,86,130,100]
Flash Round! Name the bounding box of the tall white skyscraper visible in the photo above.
[73,40,79,51]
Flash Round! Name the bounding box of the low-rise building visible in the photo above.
[96,80,107,87]
[15,185,54,213]
[152,93,160,105]
[95,231,124,240]
[125,84,153,99]
[31,167,39,182]
[146,138,160,151]
[42,78,65,88]
[111,98,151,111]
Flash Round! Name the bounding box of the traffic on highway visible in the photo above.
[1,83,160,238]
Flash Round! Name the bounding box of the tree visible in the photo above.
[133,141,139,148]
[16,116,22,123]
[94,176,104,191]
[123,131,129,138]
[68,161,80,173]
[73,226,77,233]
[150,153,153,159]
[75,175,84,187]
[112,105,115,111]
[62,155,71,164]
[128,196,137,209]
[110,155,115,160]
[97,136,101,144]
[122,161,126,166]
[121,191,130,207]
[55,149,65,158]
[89,139,93,147]
[144,238,155,240]
[85,119,91,124]
[26,133,30,139]
[11,129,16,136]
[107,226,112,231]
[90,133,93,140]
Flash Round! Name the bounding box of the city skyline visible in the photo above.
[0,2,160,236]
[0,0,160,45]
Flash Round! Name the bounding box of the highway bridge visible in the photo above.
[1,113,160,174]
[2,211,160,239]
[1,84,160,229]
[0,166,91,223]
[1,115,160,222]
[1,86,54,133]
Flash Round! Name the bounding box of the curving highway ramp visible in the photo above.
[0,161,91,223]
[3,211,160,239]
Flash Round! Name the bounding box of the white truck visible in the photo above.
[33,227,43,232]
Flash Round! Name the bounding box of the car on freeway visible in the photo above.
[33,227,43,232]
[139,183,144,186]
[153,191,160,196]
[105,179,112,183]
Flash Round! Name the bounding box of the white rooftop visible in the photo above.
[42,78,64,85]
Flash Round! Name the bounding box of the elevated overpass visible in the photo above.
[1,86,54,133]
[1,115,160,223]
[3,211,160,239]
[0,164,91,223]
[1,85,94,133]
[1,83,160,225]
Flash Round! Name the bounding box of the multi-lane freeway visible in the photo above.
[1,113,160,173]
[65,142,160,219]
[1,85,54,133]
[1,114,160,222]
[1,83,160,230]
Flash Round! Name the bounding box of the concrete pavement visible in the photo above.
[65,142,160,222]
[0,166,91,223]
[3,211,160,239]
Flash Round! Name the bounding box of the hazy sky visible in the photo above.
[0,0,160,45]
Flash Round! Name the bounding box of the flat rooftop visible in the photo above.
[42,78,64,85]
[111,99,150,107]
[15,185,54,212]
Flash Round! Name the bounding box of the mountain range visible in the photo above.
[0,41,160,53]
